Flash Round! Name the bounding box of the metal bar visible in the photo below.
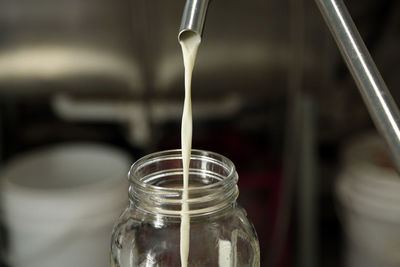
[299,96,318,267]
[315,0,400,172]
[267,0,306,264]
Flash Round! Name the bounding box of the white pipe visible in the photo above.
[52,94,243,145]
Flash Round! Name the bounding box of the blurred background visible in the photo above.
[0,0,399,266]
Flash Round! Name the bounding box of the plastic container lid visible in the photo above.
[338,132,400,222]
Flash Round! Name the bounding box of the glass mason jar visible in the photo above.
[110,150,260,266]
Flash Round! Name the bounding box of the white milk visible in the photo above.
[179,32,201,267]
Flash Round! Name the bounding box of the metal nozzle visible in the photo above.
[178,0,210,41]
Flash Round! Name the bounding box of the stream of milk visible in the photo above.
[179,32,201,267]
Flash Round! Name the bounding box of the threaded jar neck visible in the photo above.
[128,149,239,218]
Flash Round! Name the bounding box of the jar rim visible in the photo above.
[128,149,236,192]
[128,149,239,217]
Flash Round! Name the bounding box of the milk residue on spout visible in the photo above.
[179,32,201,267]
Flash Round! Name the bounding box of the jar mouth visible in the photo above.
[128,149,238,216]
[129,149,236,191]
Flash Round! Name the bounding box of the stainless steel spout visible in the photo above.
[178,0,210,41]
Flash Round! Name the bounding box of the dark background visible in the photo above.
[0,0,399,266]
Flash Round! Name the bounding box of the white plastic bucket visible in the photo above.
[0,143,131,267]
[337,132,400,267]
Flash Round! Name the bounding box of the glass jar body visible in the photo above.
[110,150,260,267]
[111,201,259,266]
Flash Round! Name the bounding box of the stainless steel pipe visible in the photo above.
[178,0,210,41]
[316,0,400,172]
